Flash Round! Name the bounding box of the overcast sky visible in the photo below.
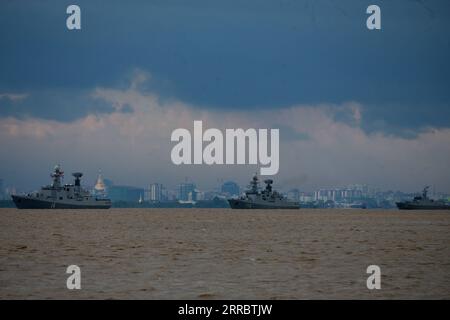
[1,0,449,192]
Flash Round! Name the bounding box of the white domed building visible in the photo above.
[94,171,107,197]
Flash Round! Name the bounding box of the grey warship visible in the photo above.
[11,165,111,209]
[228,174,299,209]
[396,186,450,210]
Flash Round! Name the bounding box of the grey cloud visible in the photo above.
[1,82,449,194]
[0,90,119,122]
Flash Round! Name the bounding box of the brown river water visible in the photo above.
[0,208,449,299]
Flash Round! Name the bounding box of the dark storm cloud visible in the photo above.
[0,0,449,132]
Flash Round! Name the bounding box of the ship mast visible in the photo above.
[422,186,430,199]
[50,164,64,188]
[246,173,260,194]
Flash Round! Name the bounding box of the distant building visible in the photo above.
[5,186,16,197]
[221,181,240,197]
[204,191,223,200]
[146,183,164,202]
[195,190,205,201]
[0,179,4,200]
[299,192,314,202]
[178,183,196,201]
[287,189,300,202]
[310,185,371,204]
[108,185,144,202]
[166,189,177,201]
[314,189,334,201]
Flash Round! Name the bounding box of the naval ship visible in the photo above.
[396,186,450,210]
[11,165,111,209]
[228,174,299,209]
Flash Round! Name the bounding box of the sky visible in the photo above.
[0,0,450,193]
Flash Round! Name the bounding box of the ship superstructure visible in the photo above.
[11,165,111,209]
[396,186,450,210]
[228,174,299,209]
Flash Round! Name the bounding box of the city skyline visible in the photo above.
[2,169,447,199]
[4,171,447,211]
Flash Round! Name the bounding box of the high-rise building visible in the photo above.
[299,192,314,202]
[314,189,336,201]
[147,183,164,202]
[178,183,196,201]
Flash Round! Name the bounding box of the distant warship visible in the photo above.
[11,165,111,209]
[228,174,299,209]
[396,186,450,210]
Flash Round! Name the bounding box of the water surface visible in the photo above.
[0,208,449,299]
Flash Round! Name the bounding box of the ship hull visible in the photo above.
[228,199,299,209]
[396,202,450,210]
[11,195,111,209]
